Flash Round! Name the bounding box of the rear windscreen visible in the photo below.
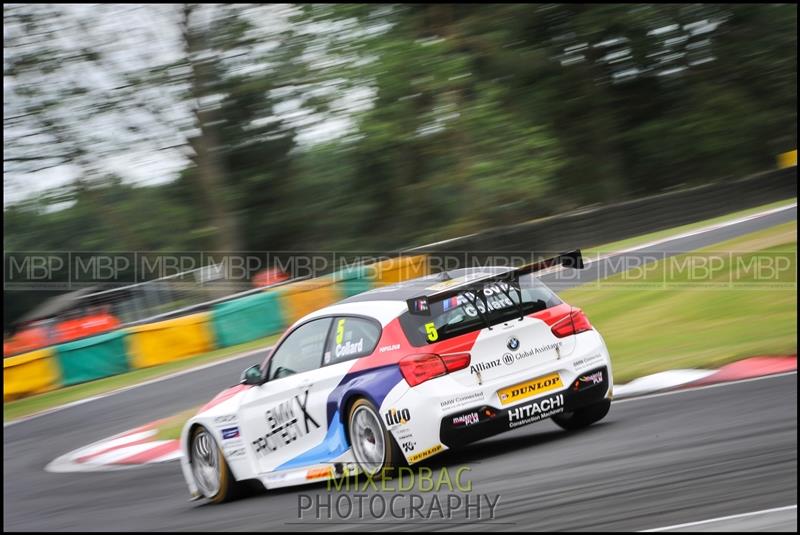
[398,277,562,347]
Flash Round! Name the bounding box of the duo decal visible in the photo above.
[384,408,411,426]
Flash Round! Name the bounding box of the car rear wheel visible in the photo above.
[347,398,403,477]
[551,399,611,431]
[190,426,241,504]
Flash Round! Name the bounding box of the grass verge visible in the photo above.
[562,221,797,383]
[153,406,201,441]
[3,333,280,422]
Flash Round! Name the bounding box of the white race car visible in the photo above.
[180,251,613,502]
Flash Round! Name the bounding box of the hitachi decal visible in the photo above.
[508,394,565,428]
[470,359,502,374]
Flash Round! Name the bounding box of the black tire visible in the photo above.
[346,398,404,478]
[190,426,243,504]
[551,399,611,431]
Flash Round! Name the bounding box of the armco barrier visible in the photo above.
[277,277,343,326]
[409,167,797,264]
[211,291,284,348]
[126,312,215,369]
[54,331,130,386]
[3,348,60,401]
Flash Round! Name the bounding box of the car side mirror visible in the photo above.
[240,364,263,385]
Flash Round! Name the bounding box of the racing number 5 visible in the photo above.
[424,322,438,342]
[336,319,346,345]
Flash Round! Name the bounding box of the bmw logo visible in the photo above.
[507,337,520,351]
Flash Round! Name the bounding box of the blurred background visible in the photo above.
[3,3,797,349]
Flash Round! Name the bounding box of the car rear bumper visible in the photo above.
[439,365,610,448]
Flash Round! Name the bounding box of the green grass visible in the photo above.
[582,197,796,256]
[562,221,797,383]
[153,406,201,441]
[3,333,280,422]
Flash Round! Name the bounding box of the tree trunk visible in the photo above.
[182,4,242,254]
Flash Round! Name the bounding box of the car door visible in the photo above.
[238,317,332,475]
[262,315,384,473]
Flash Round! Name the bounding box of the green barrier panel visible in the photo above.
[54,331,131,386]
[212,291,285,348]
[330,265,373,298]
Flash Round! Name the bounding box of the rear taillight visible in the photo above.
[550,308,592,338]
[398,352,471,387]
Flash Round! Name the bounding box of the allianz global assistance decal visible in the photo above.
[408,444,443,464]
[497,372,563,406]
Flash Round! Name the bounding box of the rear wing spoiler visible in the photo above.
[406,249,585,316]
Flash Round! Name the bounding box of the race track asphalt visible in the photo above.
[3,204,797,532]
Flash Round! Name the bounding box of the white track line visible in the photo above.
[613,370,797,405]
[614,369,716,398]
[641,504,798,532]
[6,202,797,427]
[4,345,272,428]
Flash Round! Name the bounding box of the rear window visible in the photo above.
[399,277,562,347]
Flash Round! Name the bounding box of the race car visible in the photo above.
[180,250,614,503]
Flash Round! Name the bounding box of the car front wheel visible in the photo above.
[190,426,241,504]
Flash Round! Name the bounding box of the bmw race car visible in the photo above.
[180,250,614,502]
